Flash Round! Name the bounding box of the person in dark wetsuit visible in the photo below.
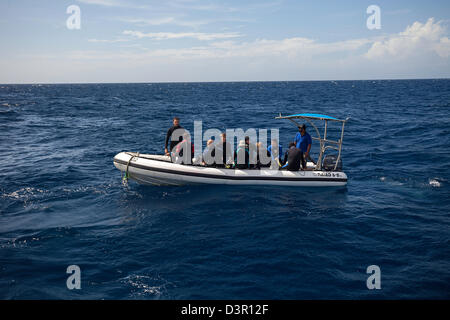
[164,117,184,155]
[235,140,250,169]
[255,142,272,168]
[282,142,303,171]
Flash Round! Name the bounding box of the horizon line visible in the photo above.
[1,77,449,85]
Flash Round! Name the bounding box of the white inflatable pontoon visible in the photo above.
[113,113,349,187]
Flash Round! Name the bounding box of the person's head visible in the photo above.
[289,142,296,148]
[245,136,249,144]
[256,142,262,149]
[221,133,226,143]
[298,124,306,135]
[207,139,214,146]
[173,117,180,126]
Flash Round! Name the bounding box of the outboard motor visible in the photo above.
[322,154,343,171]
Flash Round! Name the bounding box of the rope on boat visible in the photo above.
[122,152,139,184]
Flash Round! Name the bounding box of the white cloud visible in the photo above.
[76,0,149,9]
[122,30,243,41]
[88,38,129,43]
[120,17,177,26]
[77,0,124,7]
[366,18,450,59]
[3,18,449,83]
[117,17,211,28]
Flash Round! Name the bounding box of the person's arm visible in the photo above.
[305,135,312,157]
[305,143,311,157]
[164,127,172,154]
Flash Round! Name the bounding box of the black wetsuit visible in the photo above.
[256,149,272,168]
[235,145,250,169]
[165,125,184,152]
[284,146,303,171]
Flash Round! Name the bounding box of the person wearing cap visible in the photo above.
[294,124,314,169]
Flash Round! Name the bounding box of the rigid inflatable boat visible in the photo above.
[113,113,349,187]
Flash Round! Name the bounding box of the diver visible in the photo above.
[235,140,251,169]
[267,139,283,168]
[255,142,272,168]
[211,133,233,168]
[244,136,258,168]
[282,142,303,171]
[201,139,215,166]
[172,132,194,164]
[165,117,184,155]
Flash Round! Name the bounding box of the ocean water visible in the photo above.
[0,80,449,299]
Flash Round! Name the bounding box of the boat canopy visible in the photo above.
[275,112,349,171]
[276,113,347,122]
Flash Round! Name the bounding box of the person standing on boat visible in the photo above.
[165,117,184,155]
[294,124,314,169]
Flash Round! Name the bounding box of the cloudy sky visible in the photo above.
[0,0,449,83]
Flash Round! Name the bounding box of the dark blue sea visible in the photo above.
[1,80,449,299]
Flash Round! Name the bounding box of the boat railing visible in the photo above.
[276,113,349,171]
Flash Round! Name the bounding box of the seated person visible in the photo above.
[255,142,272,168]
[244,136,259,168]
[235,140,250,169]
[267,139,283,168]
[294,124,315,167]
[282,142,303,171]
[201,139,215,166]
[172,132,194,164]
[211,133,233,168]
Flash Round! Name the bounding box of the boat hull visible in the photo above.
[113,152,347,187]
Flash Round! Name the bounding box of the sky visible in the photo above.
[0,0,449,83]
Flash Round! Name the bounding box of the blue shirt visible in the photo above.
[294,132,312,153]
